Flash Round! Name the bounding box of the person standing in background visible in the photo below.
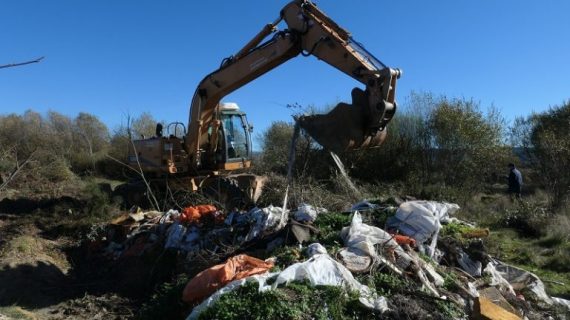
[507,163,523,200]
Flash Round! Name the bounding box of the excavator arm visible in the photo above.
[186,0,401,169]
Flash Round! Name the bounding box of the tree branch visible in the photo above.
[0,57,45,69]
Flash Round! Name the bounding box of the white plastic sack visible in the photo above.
[244,206,289,241]
[307,243,328,256]
[494,261,553,305]
[483,262,516,296]
[293,204,327,222]
[387,201,460,244]
[342,212,401,258]
[272,253,388,312]
[342,212,412,271]
[552,297,570,312]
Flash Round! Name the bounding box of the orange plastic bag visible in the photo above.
[391,234,417,247]
[182,254,274,303]
[179,205,218,224]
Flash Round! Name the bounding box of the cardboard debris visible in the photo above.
[476,296,522,320]
[478,287,521,317]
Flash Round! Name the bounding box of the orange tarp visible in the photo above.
[182,254,274,303]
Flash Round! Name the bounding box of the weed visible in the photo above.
[369,271,412,297]
[442,272,460,291]
[138,274,190,320]
[311,211,352,248]
[198,280,374,320]
[271,246,302,269]
[83,180,118,220]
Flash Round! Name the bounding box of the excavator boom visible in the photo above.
[126,0,401,208]
[186,0,401,168]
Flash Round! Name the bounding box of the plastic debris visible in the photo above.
[307,243,327,256]
[244,206,289,242]
[457,249,482,277]
[349,200,380,212]
[337,247,372,273]
[342,212,412,273]
[179,205,222,225]
[493,261,553,305]
[552,297,570,312]
[387,200,460,258]
[186,246,388,319]
[293,204,327,222]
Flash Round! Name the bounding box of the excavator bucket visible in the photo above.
[297,88,388,154]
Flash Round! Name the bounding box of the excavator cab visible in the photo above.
[210,102,253,170]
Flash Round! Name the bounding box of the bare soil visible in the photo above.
[0,198,138,319]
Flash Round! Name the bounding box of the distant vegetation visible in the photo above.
[1,93,568,212]
[0,110,157,192]
[258,92,570,210]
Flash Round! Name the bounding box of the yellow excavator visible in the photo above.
[126,0,401,208]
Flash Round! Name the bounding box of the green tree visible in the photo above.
[130,112,158,139]
[513,100,570,207]
[428,97,507,187]
[72,112,110,172]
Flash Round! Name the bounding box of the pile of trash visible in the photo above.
[91,200,570,319]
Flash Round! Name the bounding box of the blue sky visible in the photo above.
[1,0,569,146]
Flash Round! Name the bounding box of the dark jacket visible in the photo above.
[508,168,523,193]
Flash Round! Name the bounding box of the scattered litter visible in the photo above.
[342,212,412,273]
[461,228,490,239]
[85,196,567,320]
[179,205,222,225]
[478,287,521,317]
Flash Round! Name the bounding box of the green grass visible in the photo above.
[486,228,570,298]
[198,280,373,320]
[138,274,190,320]
[0,306,37,320]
